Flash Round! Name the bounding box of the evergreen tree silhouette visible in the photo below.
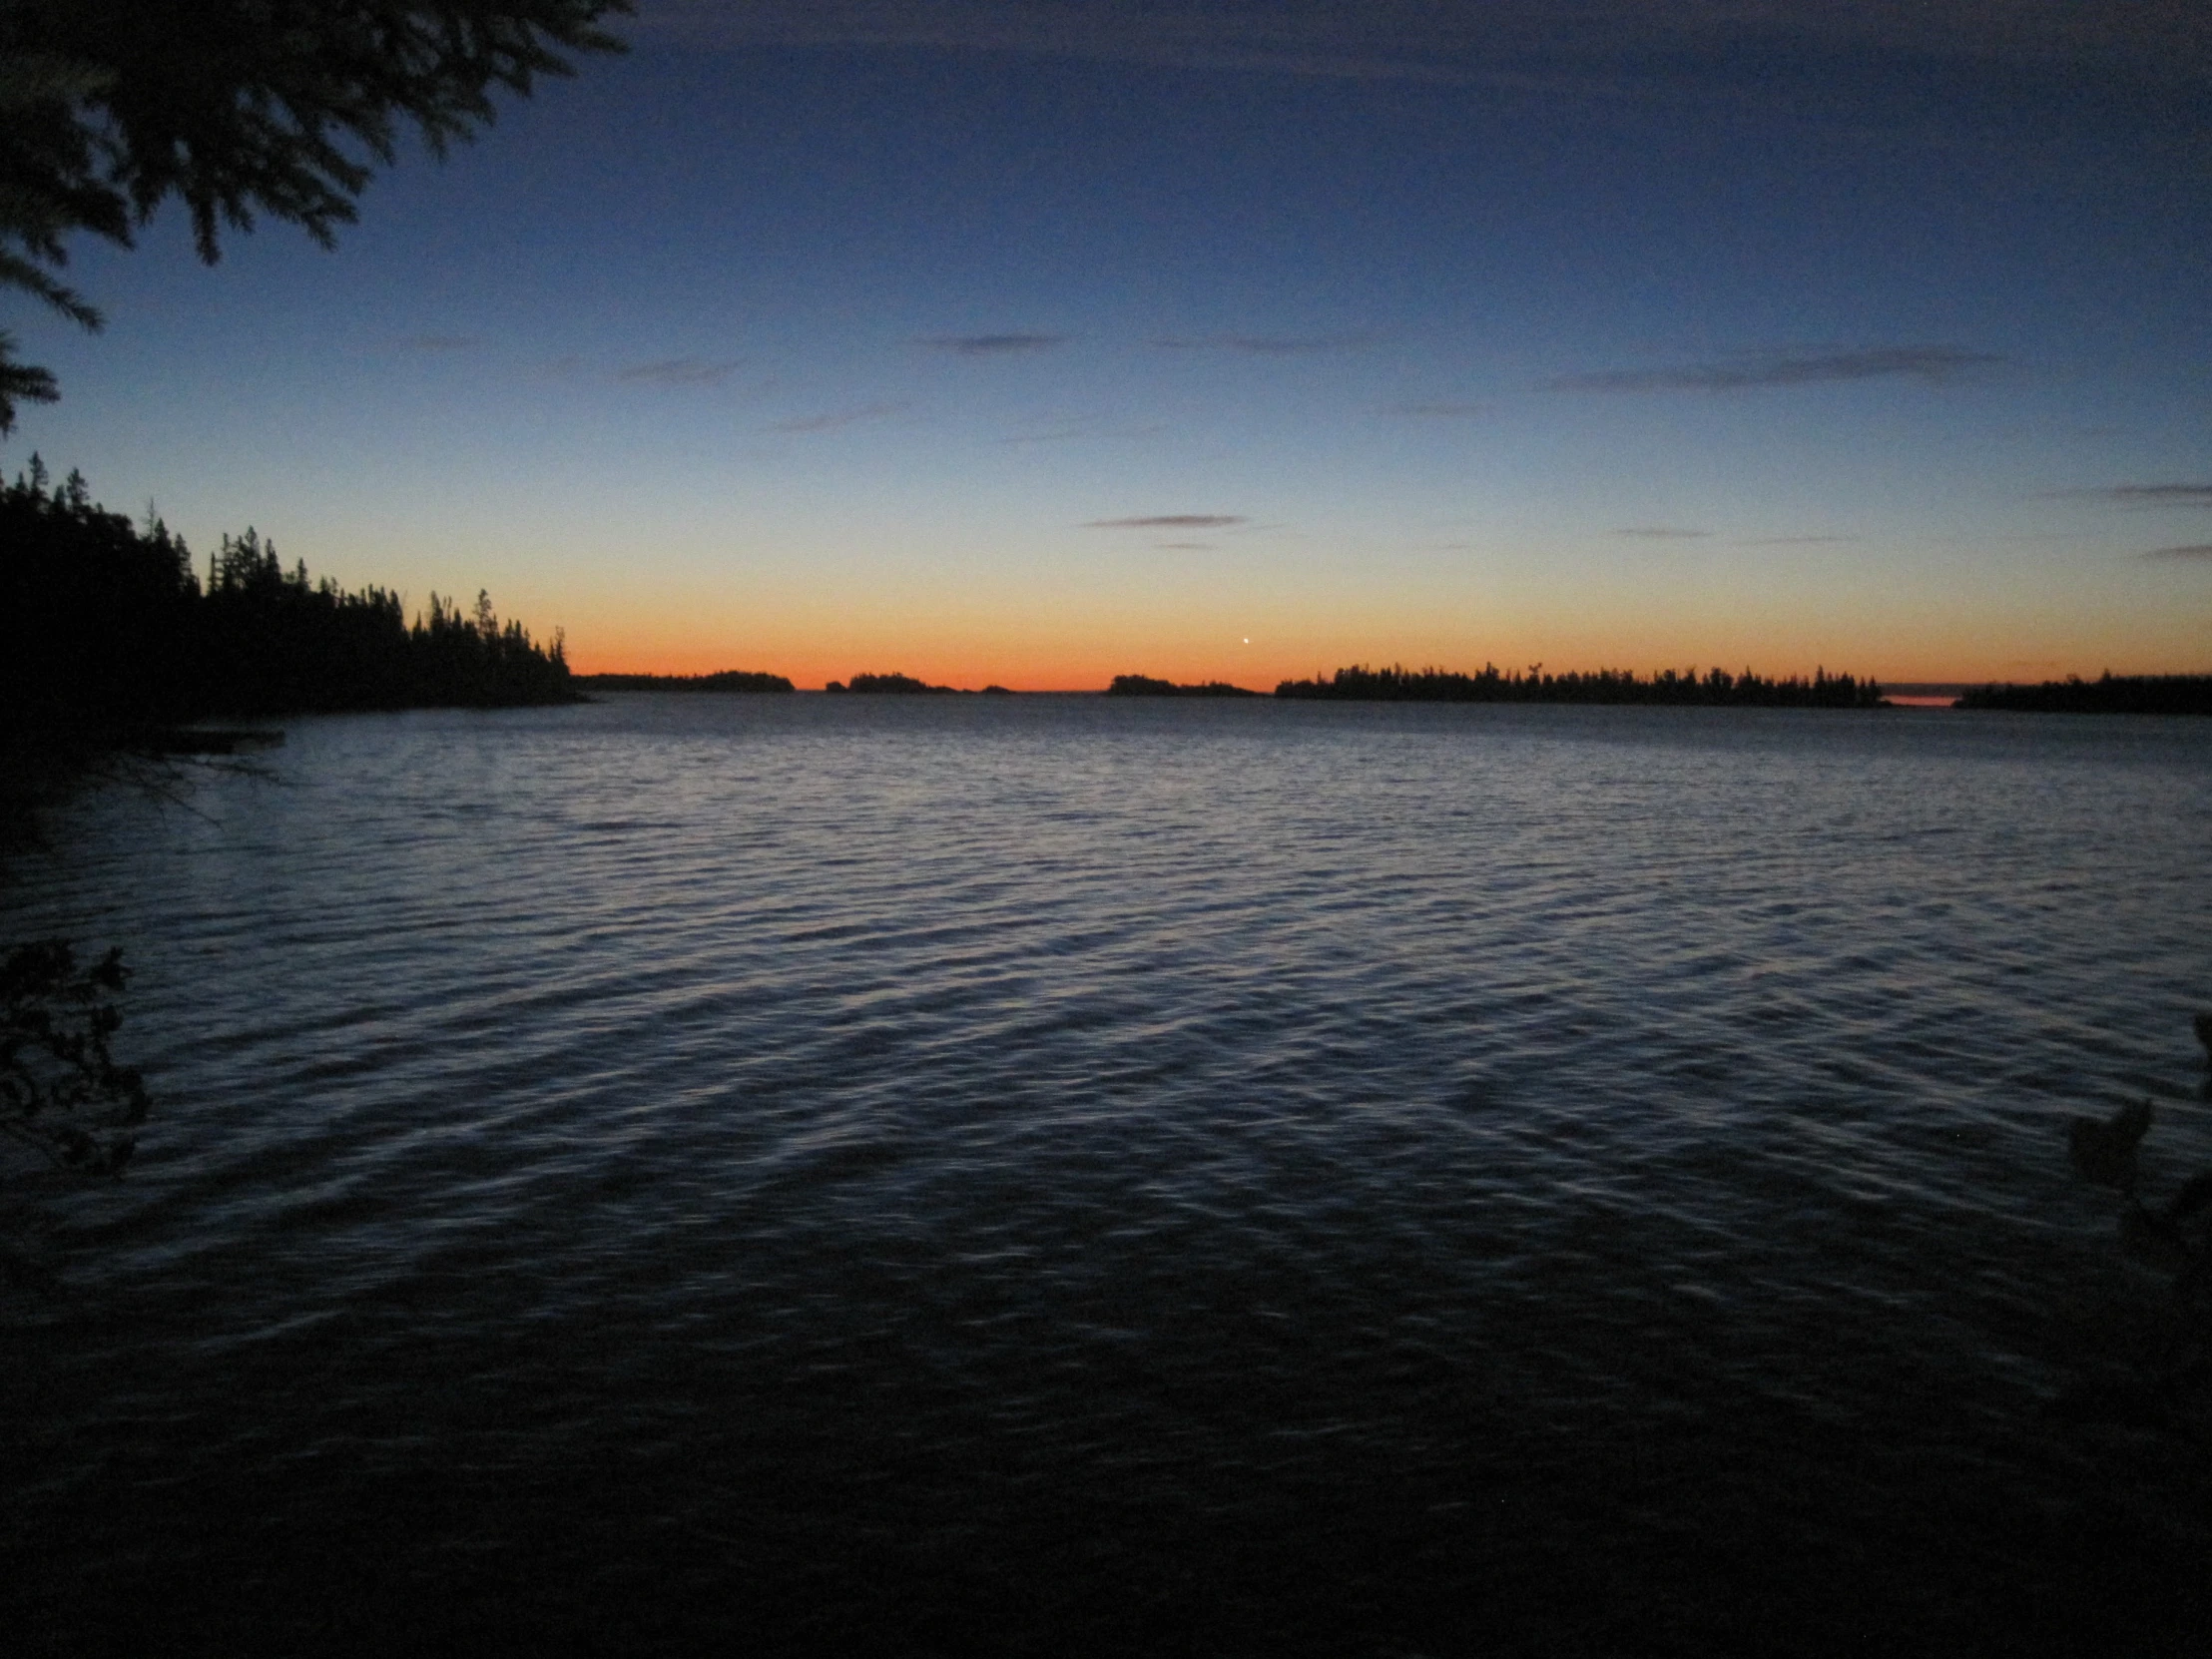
[0,2,631,428]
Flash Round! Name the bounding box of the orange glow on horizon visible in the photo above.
[551,587,2211,694]
[562,636,2211,695]
[526,536,2212,695]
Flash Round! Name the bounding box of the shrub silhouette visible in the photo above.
[2061,1088,2212,1433]
[0,939,145,1178]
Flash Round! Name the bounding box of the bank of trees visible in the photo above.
[576,671,794,693]
[827,673,958,695]
[2,458,575,743]
[1274,662,1886,708]
[1955,674,2212,715]
[1107,675,1262,698]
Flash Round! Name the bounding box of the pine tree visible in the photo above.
[0,2,630,429]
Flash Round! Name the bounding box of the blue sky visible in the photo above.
[9,0,2210,686]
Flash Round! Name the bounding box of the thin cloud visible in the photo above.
[618,357,744,386]
[395,332,479,351]
[1550,346,1999,393]
[1395,400,1489,418]
[1154,541,1215,550]
[1614,526,1712,539]
[1086,514,1247,529]
[1152,331,1378,355]
[999,414,1164,444]
[641,4,2212,92]
[922,332,1070,356]
[2061,484,2212,508]
[2142,544,2212,562]
[766,401,909,433]
[1737,534,1860,546]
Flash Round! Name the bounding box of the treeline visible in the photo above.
[1954,674,2212,715]
[1107,675,1263,698]
[1274,662,1887,708]
[826,673,1015,695]
[577,671,794,693]
[2,459,577,740]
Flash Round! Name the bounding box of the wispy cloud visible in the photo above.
[1551,345,1998,393]
[1086,514,1247,529]
[642,4,2212,92]
[1154,541,1215,550]
[1152,331,1378,355]
[1395,400,1489,418]
[2142,544,2212,562]
[999,414,1164,445]
[922,332,1070,356]
[1614,526,1712,539]
[766,401,909,433]
[2060,483,2212,508]
[1737,534,1860,546]
[395,332,479,352]
[619,357,745,386]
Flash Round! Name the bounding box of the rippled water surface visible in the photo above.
[7,696,2211,1654]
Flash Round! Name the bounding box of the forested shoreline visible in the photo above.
[1107,675,1263,698]
[825,673,1015,695]
[2,460,579,749]
[575,671,793,693]
[1953,674,2212,715]
[1272,663,1887,707]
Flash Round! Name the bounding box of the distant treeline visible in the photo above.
[1274,663,1886,708]
[827,673,1015,695]
[1953,674,2212,715]
[1107,675,1263,698]
[2,459,577,743]
[578,671,794,693]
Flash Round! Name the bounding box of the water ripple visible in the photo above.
[5,698,2210,1653]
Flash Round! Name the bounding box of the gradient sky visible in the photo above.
[8,1,2210,687]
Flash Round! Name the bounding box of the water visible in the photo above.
[5,696,2209,1655]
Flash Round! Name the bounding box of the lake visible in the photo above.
[5,694,2209,1655]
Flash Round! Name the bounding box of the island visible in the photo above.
[575,671,794,693]
[827,673,980,694]
[1105,675,1263,698]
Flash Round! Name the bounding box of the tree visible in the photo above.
[0,0,631,431]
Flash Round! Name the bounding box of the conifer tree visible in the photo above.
[0,1,630,429]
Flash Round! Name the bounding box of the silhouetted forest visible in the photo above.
[1107,675,1263,698]
[577,671,793,693]
[1954,674,2212,715]
[1274,662,1887,708]
[827,673,1015,695]
[1,459,577,746]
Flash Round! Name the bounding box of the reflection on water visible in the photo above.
[5,696,2211,1654]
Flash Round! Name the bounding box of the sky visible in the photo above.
[8,0,2211,688]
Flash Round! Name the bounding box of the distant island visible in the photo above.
[1953,674,2212,715]
[826,673,1015,695]
[1273,663,1886,708]
[1106,675,1264,698]
[576,671,794,693]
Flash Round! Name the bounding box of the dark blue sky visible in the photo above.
[12,0,2209,683]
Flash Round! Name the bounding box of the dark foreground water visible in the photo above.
[5,695,2210,1655]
